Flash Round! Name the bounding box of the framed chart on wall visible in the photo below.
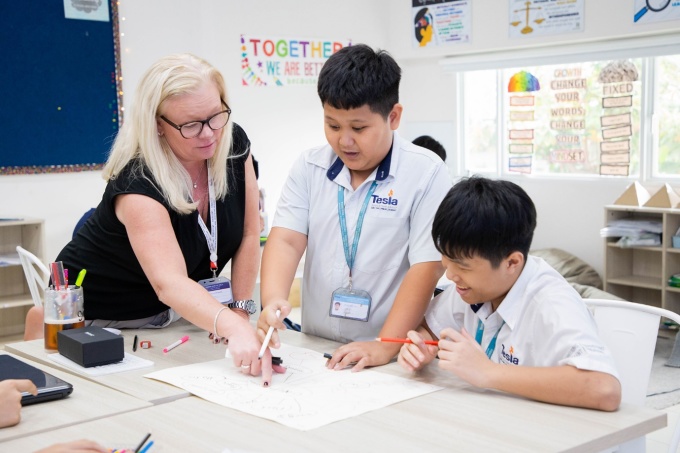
[0,0,122,174]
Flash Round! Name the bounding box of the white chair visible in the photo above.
[16,245,49,307]
[585,298,680,453]
[669,418,680,453]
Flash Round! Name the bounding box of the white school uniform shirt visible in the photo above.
[272,131,452,342]
[425,255,619,378]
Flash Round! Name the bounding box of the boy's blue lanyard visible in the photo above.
[475,319,505,359]
[337,181,378,289]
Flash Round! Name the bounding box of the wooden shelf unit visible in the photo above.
[604,205,680,315]
[0,218,44,336]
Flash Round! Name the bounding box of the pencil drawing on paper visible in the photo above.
[145,343,442,430]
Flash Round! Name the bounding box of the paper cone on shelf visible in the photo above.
[613,181,650,206]
[644,184,680,208]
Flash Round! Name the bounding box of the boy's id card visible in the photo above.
[198,276,233,304]
[330,287,371,322]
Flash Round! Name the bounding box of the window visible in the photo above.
[654,54,680,179]
[460,52,679,181]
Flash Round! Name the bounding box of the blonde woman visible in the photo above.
[28,54,281,385]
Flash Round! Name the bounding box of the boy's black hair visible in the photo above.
[432,176,537,268]
[317,44,401,119]
[413,135,447,161]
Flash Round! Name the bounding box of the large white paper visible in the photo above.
[145,344,442,430]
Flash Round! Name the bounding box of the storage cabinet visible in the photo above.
[604,205,680,314]
[0,218,44,336]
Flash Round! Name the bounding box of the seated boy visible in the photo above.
[258,44,451,371]
[398,176,621,411]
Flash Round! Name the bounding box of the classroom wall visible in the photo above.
[390,0,680,275]
[0,0,389,264]
[1,0,677,277]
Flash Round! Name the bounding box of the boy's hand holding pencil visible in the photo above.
[395,330,439,372]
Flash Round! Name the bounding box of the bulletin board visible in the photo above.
[0,0,122,175]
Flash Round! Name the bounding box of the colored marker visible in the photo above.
[322,352,358,368]
[163,335,189,353]
[258,309,281,360]
[138,440,154,453]
[75,268,87,288]
[376,337,439,346]
[132,334,139,352]
[133,433,151,453]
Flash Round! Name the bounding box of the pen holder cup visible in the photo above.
[43,286,85,350]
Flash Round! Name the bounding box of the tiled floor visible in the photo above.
[1,321,678,451]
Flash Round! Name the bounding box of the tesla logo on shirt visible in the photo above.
[371,189,398,206]
[500,344,520,365]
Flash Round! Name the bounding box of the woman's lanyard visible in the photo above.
[475,319,505,359]
[196,165,218,278]
[337,181,378,289]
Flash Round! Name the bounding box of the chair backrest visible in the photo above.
[585,298,680,406]
[585,299,680,453]
[16,245,49,307]
[73,207,96,239]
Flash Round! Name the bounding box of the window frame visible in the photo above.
[444,33,680,183]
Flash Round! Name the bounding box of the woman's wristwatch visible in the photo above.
[226,299,257,316]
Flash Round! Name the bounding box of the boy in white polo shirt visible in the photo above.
[258,44,451,371]
[398,176,622,411]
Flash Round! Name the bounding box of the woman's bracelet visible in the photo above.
[213,306,228,344]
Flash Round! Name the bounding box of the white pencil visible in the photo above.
[258,309,281,360]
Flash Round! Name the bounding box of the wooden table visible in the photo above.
[0,351,150,443]
[2,324,668,452]
[5,321,221,404]
[0,381,667,452]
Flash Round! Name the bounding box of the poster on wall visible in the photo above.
[633,0,680,24]
[548,66,587,167]
[507,71,541,174]
[597,60,639,176]
[63,0,110,22]
[411,0,471,48]
[509,0,584,38]
[240,35,351,87]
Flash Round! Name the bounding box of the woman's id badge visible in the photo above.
[330,287,371,322]
[198,276,233,304]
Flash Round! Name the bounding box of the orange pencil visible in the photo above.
[376,337,439,346]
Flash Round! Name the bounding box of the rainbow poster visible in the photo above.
[508,71,541,92]
[507,70,540,174]
[240,35,351,87]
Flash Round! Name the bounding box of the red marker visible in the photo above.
[375,337,439,346]
[163,335,190,353]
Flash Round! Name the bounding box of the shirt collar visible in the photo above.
[469,255,539,329]
[326,139,394,182]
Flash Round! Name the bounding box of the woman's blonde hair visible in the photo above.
[103,53,237,214]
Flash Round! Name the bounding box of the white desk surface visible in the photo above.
[5,321,224,404]
[4,320,339,404]
[0,377,667,453]
[2,325,668,452]
[0,351,151,444]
